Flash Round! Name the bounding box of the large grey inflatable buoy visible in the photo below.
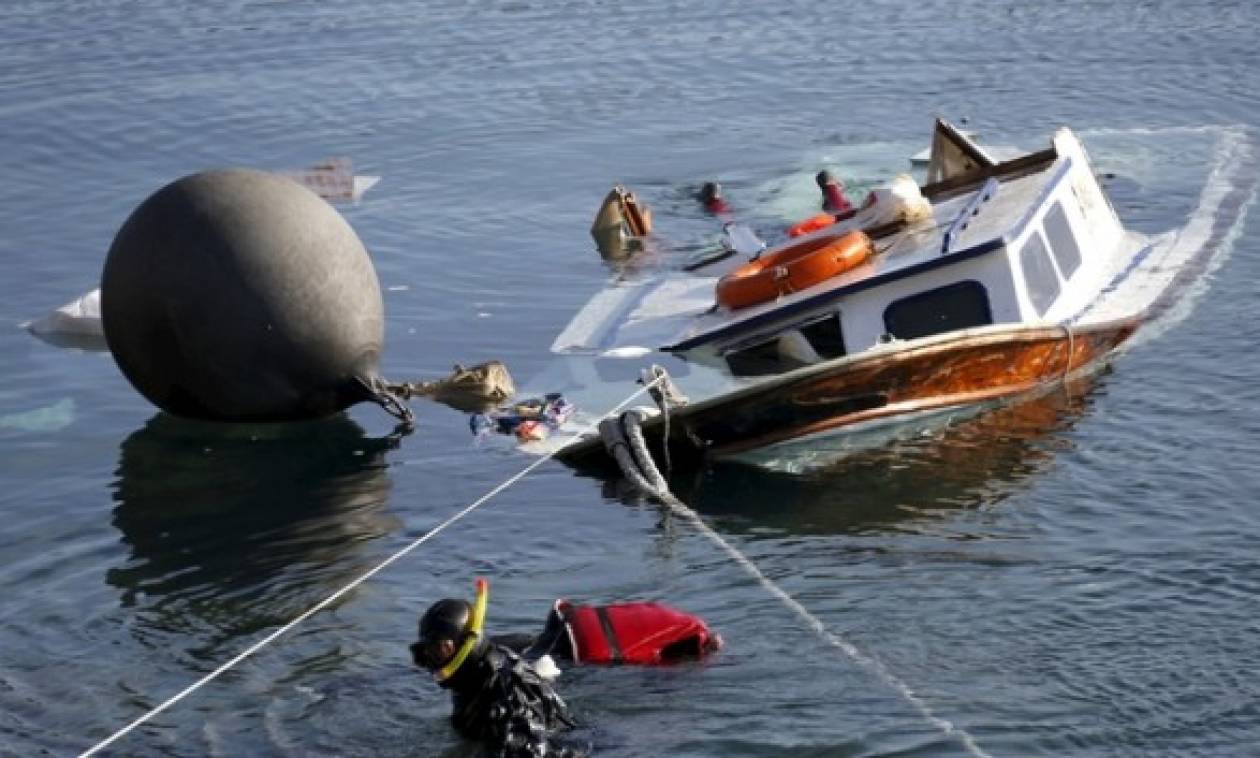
[101,169,412,425]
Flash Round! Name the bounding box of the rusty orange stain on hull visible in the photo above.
[558,317,1141,467]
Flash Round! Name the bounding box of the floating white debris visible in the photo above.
[277,157,380,202]
[600,346,652,358]
[23,288,108,349]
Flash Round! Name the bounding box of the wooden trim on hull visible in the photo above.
[708,319,1136,456]
[557,317,1140,470]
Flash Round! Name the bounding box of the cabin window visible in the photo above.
[724,337,793,377]
[800,314,846,359]
[723,314,847,376]
[1043,202,1082,279]
[1020,232,1060,315]
[883,280,993,340]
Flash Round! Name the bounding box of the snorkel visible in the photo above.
[434,577,489,683]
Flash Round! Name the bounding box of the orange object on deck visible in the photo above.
[716,230,874,310]
[786,212,836,238]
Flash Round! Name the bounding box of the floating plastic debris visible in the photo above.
[470,393,575,442]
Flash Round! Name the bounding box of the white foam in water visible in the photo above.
[1130,127,1257,345]
[1076,126,1259,345]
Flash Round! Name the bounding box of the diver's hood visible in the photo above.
[429,578,489,686]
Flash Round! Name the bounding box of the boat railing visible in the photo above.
[941,177,1001,255]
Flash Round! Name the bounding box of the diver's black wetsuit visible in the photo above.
[443,641,582,757]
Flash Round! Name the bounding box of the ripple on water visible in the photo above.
[5,0,1260,754]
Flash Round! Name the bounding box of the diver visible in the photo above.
[412,579,720,756]
[816,170,853,214]
[412,579,580,757]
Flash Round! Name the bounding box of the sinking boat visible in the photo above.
[536,119,1258,472]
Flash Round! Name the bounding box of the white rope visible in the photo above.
[79,379,663,758]
[602,409,993,758]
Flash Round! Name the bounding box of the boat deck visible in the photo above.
[553,162,1063,359]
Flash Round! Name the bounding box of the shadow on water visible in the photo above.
[600,377,1103,537]
[107,413,401,645]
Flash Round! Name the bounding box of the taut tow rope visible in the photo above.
[79,378,664,758]
[601,401,992,758]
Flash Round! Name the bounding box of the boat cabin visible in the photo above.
[554,121,1130,380]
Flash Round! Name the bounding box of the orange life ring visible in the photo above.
[786,212,836,238]
[715,230,873,310]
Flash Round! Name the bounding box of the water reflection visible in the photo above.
[107,413,400,641]
[602,378,1101,536]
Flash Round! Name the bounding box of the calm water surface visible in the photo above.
[2,1,1260,755]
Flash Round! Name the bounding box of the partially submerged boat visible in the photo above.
[540,119,1258,472]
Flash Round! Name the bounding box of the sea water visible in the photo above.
[3,1,1260,755]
